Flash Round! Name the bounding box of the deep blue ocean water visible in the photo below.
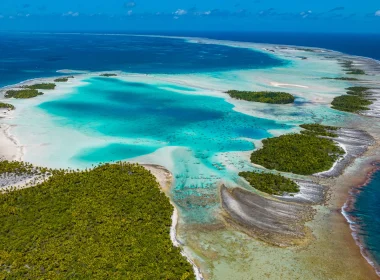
[345,168,380,275]
[132,31,380,61]
[0,32,285,87]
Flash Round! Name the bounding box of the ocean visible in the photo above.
[344,167,380,275]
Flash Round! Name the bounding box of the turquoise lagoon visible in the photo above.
[5,39,351,225]
[34,77,291,223]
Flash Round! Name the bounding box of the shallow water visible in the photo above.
[36,77,289,223]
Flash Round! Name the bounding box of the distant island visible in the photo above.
[250,124,344,175]
[341,60,366,75]
[100,73,118,77]
[4,83,58,99]
[0,102,15,110]
[321,77,359,81]
[5,89,44,99]
[227,90,295,104]
[21,83,56,90]
[54,76,74,82]
[332,86,373,113]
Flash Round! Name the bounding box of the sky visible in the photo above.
[0,0,380,33]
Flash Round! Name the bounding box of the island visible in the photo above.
[5,89,44,99]
[227,90,295,104]
[250,124,345,175]
[331,86,373,113]
[0,161,194,279]
[54,76,74,82]
[321,77,359,81]
[340,60,366,75]
[347,69,366,75]
[239,171,299,195]
[21,83,56,90]
[0,102,15,110]
[100,73,118,77]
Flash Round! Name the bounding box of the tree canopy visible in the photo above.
[5,89,44,99]
[0,162,194,279]
[250,133,344,175]
[239,171,299,195]
[227,90,295,104]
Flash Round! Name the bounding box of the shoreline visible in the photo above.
[0,36,380,278]
[142,164,204,280]
[342,161,380,277]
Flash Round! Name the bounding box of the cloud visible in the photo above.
[124,1,136,8]
[376,10,380,16]
[63,11,79,17]
[127,10,133,16]
[300,10,312,18]
[174,9,187,16]
[259,8,275,16]
[329,7,345,12]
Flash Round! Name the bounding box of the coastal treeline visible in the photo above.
[227,90,295,104]
[0,102,15,110]
[4,83,58,99]
[239,171,299,195]
[331,87,373,113]
[0,162,194,279]
[340,60,366,75]
[100,73,118,77]
[321,77,359,81]
[5,89,44,99]
[250,124,344,175]
[22,83,56,90]
[54,76,74,82]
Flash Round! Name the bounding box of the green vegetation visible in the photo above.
[321,77,359,81]
[0,162,194,279]
[341,60,353,68]
[346,86,371,96]
[54,78,68,82]
[239,171,299,195]
[100,73,118,77]
[251,133,344,175]
[300,123,338,137]
[5,89,44,99]
[0,160,48,176]
[0,102,15,110]
[227,90,295,104]
[54,76,74,82]
[339,60,366,75]
[22,83,56,90]
[331,95,372,113]
[295,48,317,52]
[346,69,366,75]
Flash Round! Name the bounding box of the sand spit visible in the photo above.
[317,128,375,178]
[221,185,314,247]
[278,180,326,204]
